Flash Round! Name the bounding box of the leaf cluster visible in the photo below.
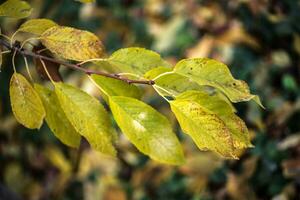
[0,0,263,164]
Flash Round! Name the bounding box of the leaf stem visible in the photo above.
[0,37,155,86]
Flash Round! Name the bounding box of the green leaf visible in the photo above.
[41,26,104,61]
[97,48,170,76]
[109,96,184,165]
[54,82,116,155]
[18,19,57,35]
[145,67,210,98]
[143,66,172,80]
[34,84,81,148]
[171,90,253,158]
[173,58,263,106]
[0,0,32,19]
[91,74,142,100]
[9,73,45,129]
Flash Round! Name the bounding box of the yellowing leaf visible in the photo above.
[0,0,32,19]
[91,74,142,100]
[9,73,45,129]
[174,58,262,105]
[34,84,81,148]
[176,91,252,149]
[171,90,253,158]
[99,48,170,76]
[109,96,184,165]
[41,26,104,61]
[171,99,235,158]
[54,82,116,156]
[18,19,57,35]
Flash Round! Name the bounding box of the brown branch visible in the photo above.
[0,37,155,85]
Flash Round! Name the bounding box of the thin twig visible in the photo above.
[0,37,155,85]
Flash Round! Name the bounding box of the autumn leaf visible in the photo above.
[34,84,81,148]
[54,82,116,155]
[41,26,104,61]
[9,73,45,129]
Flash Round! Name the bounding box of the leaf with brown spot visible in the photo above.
[41,26,104,61]
[170,90,253,158]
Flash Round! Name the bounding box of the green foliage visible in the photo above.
[0,1,263,164]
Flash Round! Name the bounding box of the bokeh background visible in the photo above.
[0,0,300,199]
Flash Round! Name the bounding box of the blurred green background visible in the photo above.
[0,0,300,199]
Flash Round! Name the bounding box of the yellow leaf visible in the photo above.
[171,90,253,158]
[176,91,253,149]
[41,26,104,61]
[54,82,116,156]
[174,58,263,106]
[109,96,185,165]
[18,19,57,35]
[171,99,235,158]
[34,84,81,148]
[9,73,45,129]
[0,0,32,19]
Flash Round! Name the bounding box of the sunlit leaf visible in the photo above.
[0,0,32,19]
[34,84,81,148]
[18,19,57,35]
[9,73,45,129]
[98,48,170,76]
[54,82,116,155]
[109,96,184,165]
[174,58,263,106]
[91,74,142,100]
[41,26,104,61]
[171,90,253,158]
